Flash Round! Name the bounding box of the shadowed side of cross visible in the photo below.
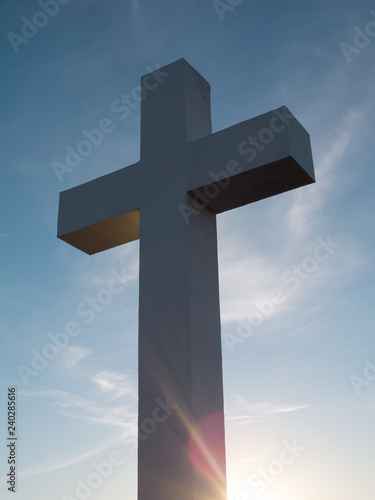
[58,59,314,500]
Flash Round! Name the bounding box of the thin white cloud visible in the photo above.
[18,437,116,479]
[15,383,138,479]
[91,370,137,399]
[217,97,368,332]
[20,388,98,414]
[268,403,311,414]
[20,375,137,428]
[286,104,368,241]
[226,394,310,425]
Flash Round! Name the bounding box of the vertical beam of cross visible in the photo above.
[137,61,226,500]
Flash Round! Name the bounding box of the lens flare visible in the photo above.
[188,412,226,483]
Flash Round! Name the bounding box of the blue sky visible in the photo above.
[1,0,374,499]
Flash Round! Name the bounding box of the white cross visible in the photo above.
[58,58,315,500]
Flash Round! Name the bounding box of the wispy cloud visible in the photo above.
[217,97,368,330]
[20,371,137,429]
[16,378,138,478]
[91,370,137,399]
[226,394,310,425]
[18,437,117,479]
[286,104,368,241]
